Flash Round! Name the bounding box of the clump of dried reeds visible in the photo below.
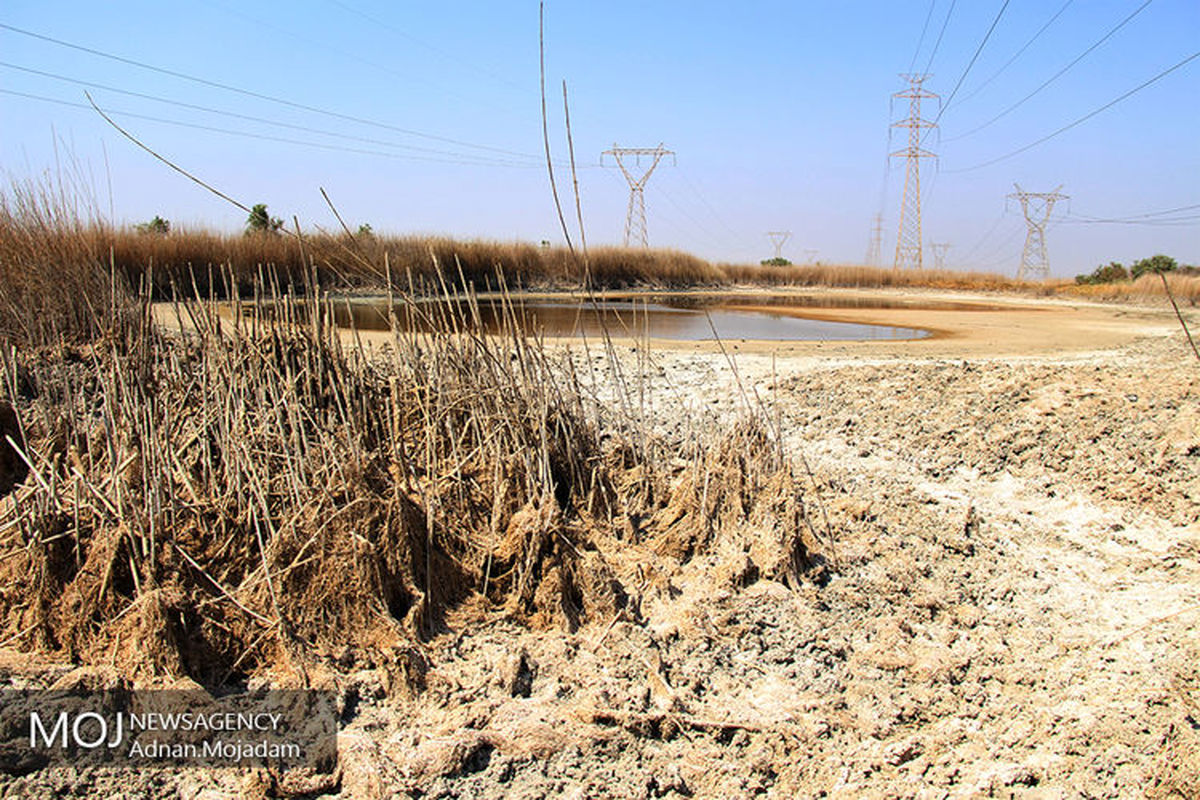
[0,264,822,689]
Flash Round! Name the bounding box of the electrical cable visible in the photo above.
[953,0,1075,108]
[923,0,958,74]
[0,88,540,167]
[908,0,939,75]
[0,22,541,161]
[0,61,532,163]
[945,0,1155,143]
[946,49,1199,173]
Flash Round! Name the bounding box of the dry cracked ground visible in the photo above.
[3,305,1199,799]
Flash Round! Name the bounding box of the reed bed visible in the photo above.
[721,262,1054,293]
[0,198,823,689]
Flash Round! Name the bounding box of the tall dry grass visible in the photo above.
[0,178,136,346]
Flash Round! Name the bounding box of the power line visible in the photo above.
[1069,202,1200,221]
[908,0,939,75]
[945,0,1155,143]
[960,210,1008,263]
[947,49,1200,173]
[198,0,505,114]
[923,0,958,74]
[676,169,757,252]
[953,0,1075,109]
[323,0,523,92]
[0,88,539,168]
[1062,214,1200,227]
[928,0,1011,132]
[0,22,540,161]
[0,61,530,164]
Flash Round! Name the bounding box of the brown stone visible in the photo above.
[0,401,28,497]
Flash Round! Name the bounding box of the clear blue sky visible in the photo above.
[2,1,1197,276]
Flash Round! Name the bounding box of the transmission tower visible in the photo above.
[601,143,675,248]
[891,74,939,270]
[865,213,884,266]
[1008,184,1067,280]
[802,248,819,265]
[766,230,792,261]
[929,241,951,270]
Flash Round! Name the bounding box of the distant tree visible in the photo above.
[760,256,792,266]
[1074,261,1128,285]
[1131,254,1177,280]
[356,223,374,238]
[245,203,284,235]
[135,215,171,235]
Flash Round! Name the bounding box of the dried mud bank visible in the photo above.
[3,296,1199,798]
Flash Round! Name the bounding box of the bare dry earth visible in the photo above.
[4,292,1199,799]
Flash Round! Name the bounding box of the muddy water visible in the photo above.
[333,297,932,342]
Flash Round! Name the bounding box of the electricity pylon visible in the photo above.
[601,143,675,248]
[929,241,951,270]
[1008,184,1067,280]
[865,213,884,266]
[802,248,819,265]
[891,74,938,270]
[766,230,792,261]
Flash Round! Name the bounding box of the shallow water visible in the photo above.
[333,297,930,342]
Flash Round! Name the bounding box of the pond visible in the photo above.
[331,296,932,342]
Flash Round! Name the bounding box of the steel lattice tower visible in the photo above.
[1008,184,1067,280]
[602,144,675,248]
[766,231,792,261]
[929,242,951,270]
[891,74,939,270]
[865,213,884,266]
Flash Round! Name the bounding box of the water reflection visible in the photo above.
[332,297,930,342]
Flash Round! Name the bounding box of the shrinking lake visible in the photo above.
[333,297,931,342]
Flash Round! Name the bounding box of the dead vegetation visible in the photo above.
[0,191,826,691]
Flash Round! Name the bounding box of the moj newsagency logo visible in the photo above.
[0,689,336,772]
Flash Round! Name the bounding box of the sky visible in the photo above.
[1,0,1197,277]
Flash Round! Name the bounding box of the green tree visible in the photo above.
[135,215,171,235]
[1131,254,1177,280]
[760,256,792,267]
[356,223,374,238]
[246,203,284,235]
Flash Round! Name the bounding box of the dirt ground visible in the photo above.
[6,289,1200,798]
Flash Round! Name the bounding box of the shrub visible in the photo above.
[1075,261,1128,285]
[760,257,792,267]
[1131,254,1177,280]
[135,215,171,235]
